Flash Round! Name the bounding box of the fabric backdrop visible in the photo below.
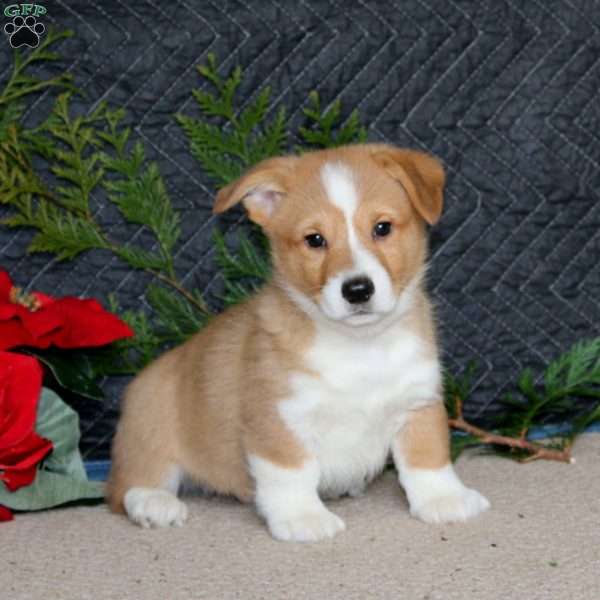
[1,0,599,459]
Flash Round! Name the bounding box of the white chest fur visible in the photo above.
[280,322,441,498]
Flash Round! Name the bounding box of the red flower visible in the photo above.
[0,352,53,495]
[0,505,13,521]
[0,270,133,351]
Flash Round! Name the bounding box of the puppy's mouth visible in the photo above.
[342,307,382,326]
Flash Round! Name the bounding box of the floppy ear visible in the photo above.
[370,146,445,225]
[213,157,296,228]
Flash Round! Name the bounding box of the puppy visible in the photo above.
[107,143,489,542]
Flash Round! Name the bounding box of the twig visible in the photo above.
[448,416,573,463]
[0,77,72,106]
[151,270,211,315]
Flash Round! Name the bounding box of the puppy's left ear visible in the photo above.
[370,146,445,225]
[213,156,296,228]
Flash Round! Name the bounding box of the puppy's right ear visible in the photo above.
[213,157,296,228]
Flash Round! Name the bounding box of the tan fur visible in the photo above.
[107,287,314,511]
[108,143,447,513]
[396,402,451,470]
[394,279,449,471]
[370,146,445,225]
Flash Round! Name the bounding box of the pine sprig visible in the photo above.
[7,200,108,260]
[107,295,162,370]
[2,93,115,261]
[213,229,271,306]
[42,93,108,217]
[545,338,600,400]
[1,47,211,369]
[102,144,181,275]
[0,29,75,221]
[176,53,288,186]
[445,338,600,463]
[0,28,74,110]
[298,91,368,150]
[2,89,194,297]
[146,284,207,341]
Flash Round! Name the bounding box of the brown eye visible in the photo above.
[305,233,327,248]
[373,221,392,238]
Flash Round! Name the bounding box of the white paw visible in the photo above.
[347,484,367,498]
[411,487,490,524]
[124,487,189,528]
[269,507,346,542]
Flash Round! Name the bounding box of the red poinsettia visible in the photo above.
[0,352,53,520]
[0,270,133,351]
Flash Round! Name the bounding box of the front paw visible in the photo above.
[124,487,189,528]
[411,487,490,524]
[268,507,346,542]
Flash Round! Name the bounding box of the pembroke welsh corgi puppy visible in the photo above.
[107,143,489,542]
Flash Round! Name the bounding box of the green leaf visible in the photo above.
[238,87,271,135]
[103,148,180,260]
[297,91,368,150]
[178,55,293,186]
[22,349,105,401]
[115,246,171,272]
[25,211,108,260]
[0,100,23,139]
[443,361,477,418]
[0,388,104,511]
[0,469,104,511]
[146,284,206,340]
[544,338,600,399]
[213,228,270,306]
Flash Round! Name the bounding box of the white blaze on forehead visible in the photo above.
[320,161,359,219]
[320,161,363,261]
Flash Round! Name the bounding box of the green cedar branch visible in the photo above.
[2,74,210,317]
[176,53,288,186]
[0,28,75,108]
[297,91,368,150]
[448,394,574,464]
[445,338,600,463]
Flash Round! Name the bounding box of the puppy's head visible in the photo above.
[214,144,444,328]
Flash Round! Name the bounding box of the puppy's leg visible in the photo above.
[393,402,489,524]
[107,386,189,529]
[108,437,189,529]
[248,454,345,542]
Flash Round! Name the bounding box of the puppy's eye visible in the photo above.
[305,233,327,249]
[373,221,392,238]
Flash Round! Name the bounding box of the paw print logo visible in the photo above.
[4,16,45,49]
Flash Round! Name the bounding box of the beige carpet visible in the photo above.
[2,434,599,600]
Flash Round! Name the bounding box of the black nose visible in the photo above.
[341,276,375,304]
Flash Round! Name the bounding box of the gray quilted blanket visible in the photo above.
[1,1,599,459]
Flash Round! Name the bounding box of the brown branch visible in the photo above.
[448,416,574,464]
[151,270,212,315]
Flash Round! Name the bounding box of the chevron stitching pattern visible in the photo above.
[0,0,598,458]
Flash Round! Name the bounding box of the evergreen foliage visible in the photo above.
[1,38,366,370]
[176,53,287,186]
[445,337,600,462]
[297,91,368,150]
[213,229,271,307]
